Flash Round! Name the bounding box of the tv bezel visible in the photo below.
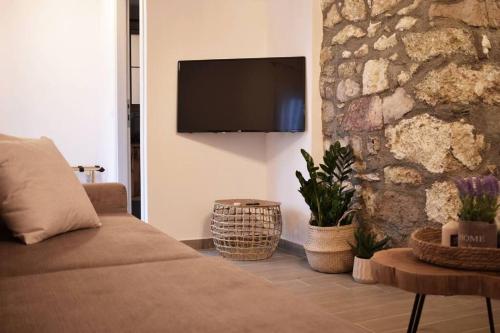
[176,56,306,133]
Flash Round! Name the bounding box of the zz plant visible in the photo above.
[295,142,355,227]
[350,228,389,259]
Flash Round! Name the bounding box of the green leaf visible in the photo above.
[351,228,389,259]
[296,142,357,227]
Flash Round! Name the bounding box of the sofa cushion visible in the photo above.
[0,256,368,333]
[0,136,100,244]
[0,214,200,277]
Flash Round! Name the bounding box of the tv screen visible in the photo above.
[177,57,305,133]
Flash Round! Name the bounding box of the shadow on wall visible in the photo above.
[281,205,311,243]
[178,132,267,163]
[178,132,304,163]
[178,131,310,243]
[202,212,212,237]
[266,132,308,162]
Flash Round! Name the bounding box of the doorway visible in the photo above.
[117,0,147,221]
[129,0,141,219]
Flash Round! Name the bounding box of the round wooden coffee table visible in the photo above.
[372,248,500,333]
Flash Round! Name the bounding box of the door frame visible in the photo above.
[139,0,148,221]
[116,0,148,221]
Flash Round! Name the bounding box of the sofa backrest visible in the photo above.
[83,183,128,215]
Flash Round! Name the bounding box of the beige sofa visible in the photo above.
[0,183,366,332]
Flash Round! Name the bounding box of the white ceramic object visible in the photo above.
[304,224,356,273]
[352,256,377,284]
[441,221,459,247]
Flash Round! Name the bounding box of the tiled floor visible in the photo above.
[201,249,499,333]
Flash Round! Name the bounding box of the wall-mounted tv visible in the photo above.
[177,57,305,133]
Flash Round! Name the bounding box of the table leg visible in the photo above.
[407,294,426,333]
[407,294,420,333]
[486,298,495,333]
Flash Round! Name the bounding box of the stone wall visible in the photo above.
[320,0,500,245]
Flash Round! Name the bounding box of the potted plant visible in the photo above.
[454,175,499,248]
[350,228,388,283]
[296,142,356,273]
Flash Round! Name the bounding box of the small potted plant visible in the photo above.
[454,175,499,248]
[296,142,357,273]
[350,228,388,284]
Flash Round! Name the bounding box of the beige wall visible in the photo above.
[265,0,323,245]
[0,0,118,182]
[146,0,322,243]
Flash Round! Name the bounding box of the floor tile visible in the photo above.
[202,249,499,333]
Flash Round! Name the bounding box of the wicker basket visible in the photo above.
[410,228,500,271]
[304,224,356,273]
[210,199,282,260]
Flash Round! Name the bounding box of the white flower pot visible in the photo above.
[352,256,376,284]
[304,224,356,273]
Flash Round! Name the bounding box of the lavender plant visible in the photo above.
[454,175,500,223]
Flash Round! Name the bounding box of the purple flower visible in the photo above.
[455,175,499,223]
[454,178,474,197]
[481,175,499,199]
[473,177,483,196]
[455,175,499,199]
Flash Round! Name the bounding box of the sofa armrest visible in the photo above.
[83,183,128,215]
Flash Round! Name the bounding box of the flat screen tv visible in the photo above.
[177,57,305,133]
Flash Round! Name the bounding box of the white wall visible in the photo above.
[0,0,322,243]
[146,0,269,240]
[146,0,322,243]
[0,0,118,182]
[265,0,323,245]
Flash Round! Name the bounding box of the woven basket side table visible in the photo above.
[210,199,282,260]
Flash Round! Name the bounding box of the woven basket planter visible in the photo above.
[304,224,356,273]
[210,199,282,261]
[411,228,500,271]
